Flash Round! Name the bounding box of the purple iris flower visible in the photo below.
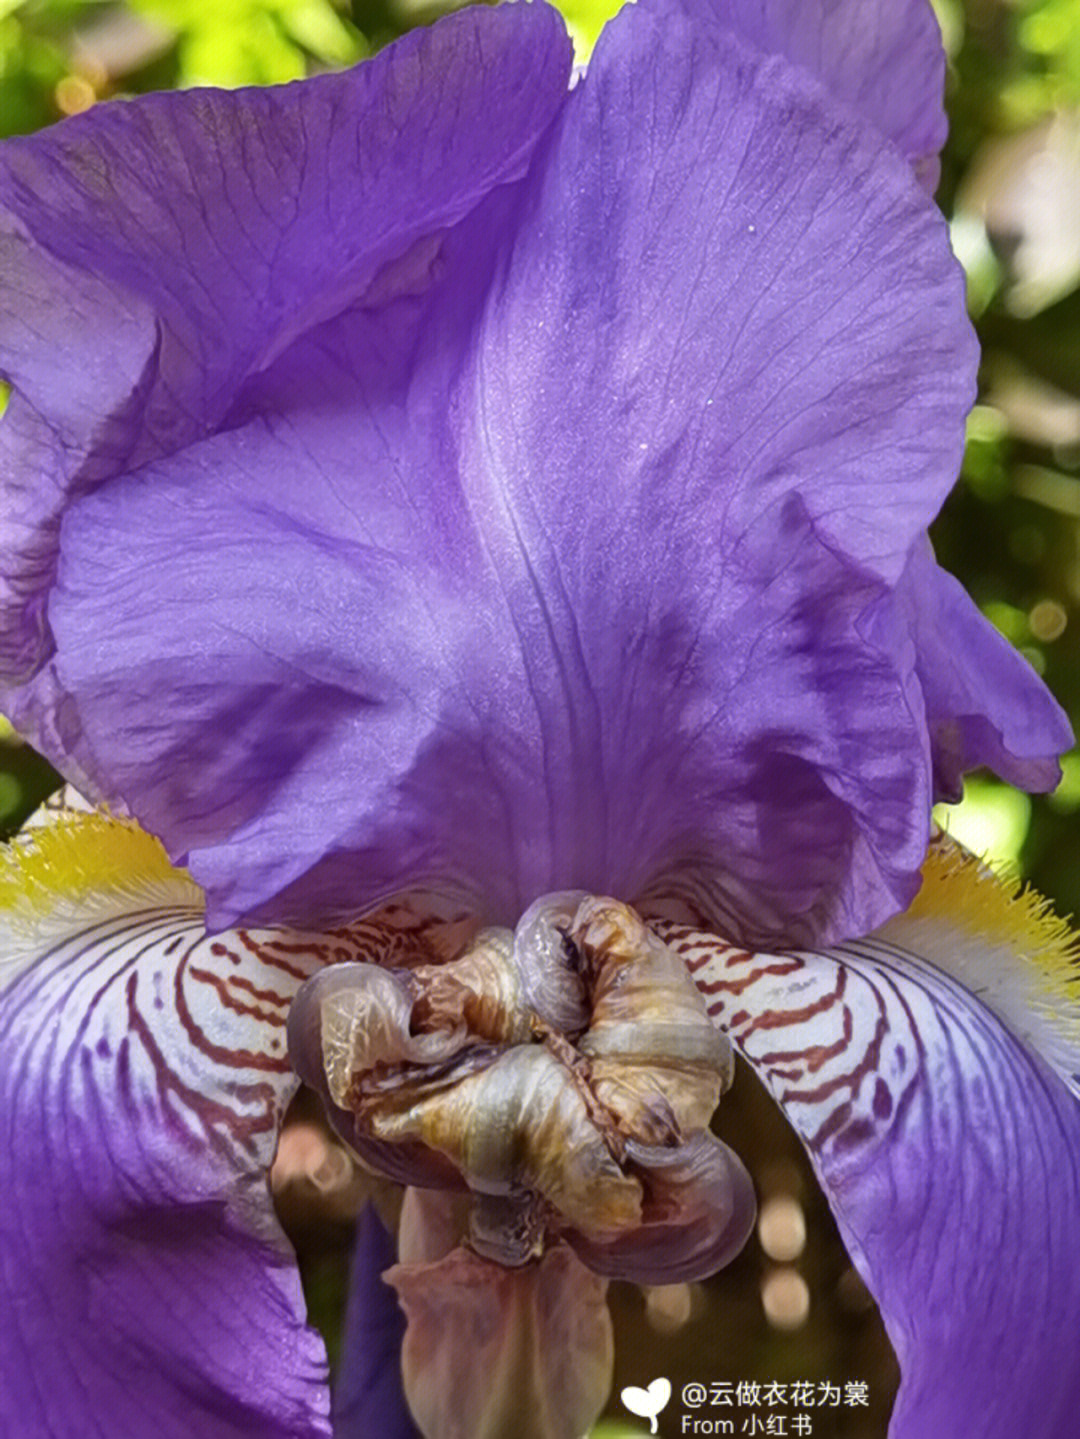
[2,0,1079,1435]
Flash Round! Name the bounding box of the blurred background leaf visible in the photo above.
[126,0,368,85]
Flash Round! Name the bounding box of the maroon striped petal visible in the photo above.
[0,812,350,1438]
[646,842,1080,1437]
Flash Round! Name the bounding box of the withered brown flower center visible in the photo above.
[290,894,755,1283]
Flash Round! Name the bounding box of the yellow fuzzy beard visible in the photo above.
[0,810,201,923]
[5,808,1079,1093]
[881,835,1080,1092]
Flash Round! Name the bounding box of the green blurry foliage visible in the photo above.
[547,0,619,59]
[1,0,367,118]
[1013,0,1080,112]
[0,0,73,133]
[128,0,367,86]
[929,0,1080,916]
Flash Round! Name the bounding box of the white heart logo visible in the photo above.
[619,1377,672,1433]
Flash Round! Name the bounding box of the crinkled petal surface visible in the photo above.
[0,813,338,1438]
[387,1243,614,1439]
[0,0,572,693]
[649,843,1080,1437]
[29,2,1006,946]
[657,0,948,186]
[898,537,1071,798]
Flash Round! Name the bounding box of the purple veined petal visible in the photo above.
[0,809,351,1438]
[38,4,992,945]
[647,840,1080,1437]
[489,3,974,589]
[897,537,1073,799]
[645,0,948,188]
[47,380,935,941]
[31,202,515,927]
[0,231,156,693]
[443,3,975,941]
[0,0,572,697]
[334,1207,420,1439]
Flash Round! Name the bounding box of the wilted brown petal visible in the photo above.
[387,1243,613,1439]
[287,893,753,1285]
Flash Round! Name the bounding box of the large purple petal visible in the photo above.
[493,4,974,586]
[48,408,934,939]
[0,811,338,1438]
[652,0,948,187]
[0,230,155,692]
[334,1208,419,1439]
[33,5,990,945]
[650,842,1080,1437]
[0,1,572,693]
[899,538,1072,799]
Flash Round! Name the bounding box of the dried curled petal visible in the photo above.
[288,961,466,1108]
[357,1045,644,1239]
[387,1240,613,1439]
[571,897,732,1136]
[573,898,732,1072]
[410,928,533,1044]
[513,891,591,1035]
[567,1132,757,1284]
[287,893,755,1284]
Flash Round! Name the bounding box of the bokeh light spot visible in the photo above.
[757,1195,807,1262]
[934,777,1032,867]
[761,1268,810,1330]
[1029,598,1068,641]
[54,75,96,115]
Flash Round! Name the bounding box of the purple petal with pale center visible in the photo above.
[0,0,572,726]
[18,3,1027,947]
[0,814,337,1437]
[649,848,1080,1437]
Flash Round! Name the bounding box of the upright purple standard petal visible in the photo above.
[656,0,948,186]
[898,538,1070,798]
[0,0,1066,952]
[649,843,1080,1437]
[21,1,999,948]
[0,0,572,729]
[0,812,372,1438]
